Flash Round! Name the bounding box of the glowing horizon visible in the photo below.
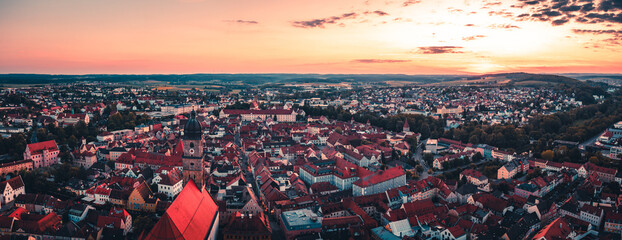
[1,0,621,74]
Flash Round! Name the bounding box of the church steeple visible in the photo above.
[182,110,205,189]
[183,110,202,140]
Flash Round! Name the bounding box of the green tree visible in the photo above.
[471,152,484,162]
[133,215,155,237]
[423,153,434,166]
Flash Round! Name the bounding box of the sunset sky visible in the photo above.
[1,0,621,74]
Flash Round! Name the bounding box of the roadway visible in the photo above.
[233,125,284,239]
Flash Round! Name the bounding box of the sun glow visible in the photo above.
[0,0,620,74]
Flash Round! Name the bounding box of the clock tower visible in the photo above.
[182,110,205,189]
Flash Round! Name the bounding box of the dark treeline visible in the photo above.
[0,111,150,161]
[526,96,622,143]
[444,123,530,152]
[0,134,28,159]
[107,110,151,132]
[300,105,445,140]
[0,121,99,160]
[302,94,622,157]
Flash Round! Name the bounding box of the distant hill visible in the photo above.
[425,72,588,87]
[560,73,622,87]
[474,72,584,87]
[0,73,613,89]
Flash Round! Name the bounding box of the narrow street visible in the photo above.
[233,125,285,239]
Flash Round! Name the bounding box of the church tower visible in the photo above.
[182,110,205,189]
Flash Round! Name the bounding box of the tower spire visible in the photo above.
[182,109,205,189]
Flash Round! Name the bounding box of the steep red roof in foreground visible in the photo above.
[532,217,571,240]
[143,180,219,240]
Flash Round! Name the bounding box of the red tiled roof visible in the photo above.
[133,182,152,201]
[403,200,434,217]
[13,212,61,234]
[353,166,404,188]
[384,208,407,222]
[473,193,507,213]
[438,138,464,146]
[144,180,218,240]
[585,162,617,175]
[0,216,13,229]
[580,205,603,216]
[160,173,182,186]
[344,199,377,228]
[97,215,123,229]
[222,212,271,236]
[109,207,131,220]
[532,217,571,240]
[547,161,562,168]
[460,169,486,180]
[174,140,184,155]
[95,187,111,196]
[310,182,338,194]
[57,113,87,119]
[605,212,622,223]
[27,140,58,155]
[322,215,362,228]
[7,207,28,219]
[447,225,466,238]
[222,109,293,115]
[562,162,582,170]
[408,213,436,226]
[134,151,182,167]
[0,176,25,192]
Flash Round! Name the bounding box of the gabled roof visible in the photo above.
[132,182,152,200]
[174,140,184,155]
[97,215,124,229]
[447,225,466,238]
[353,166,404,188]
[27,140,59,155]
[109,207,131,220]
[0,176,25,192]
[532,217,571,240]
[144,180,219,240]
[13,212,61,234]
[403,199,434,217]
[159,173,182,186]
[223,212,272,236]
